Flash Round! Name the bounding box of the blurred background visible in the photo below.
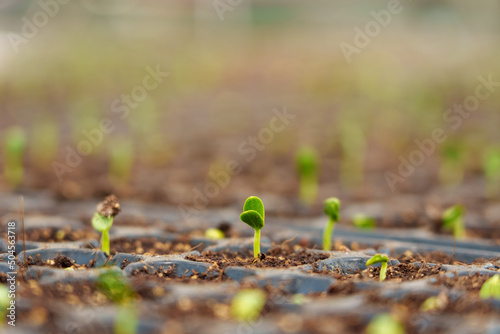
[1,0,500,212]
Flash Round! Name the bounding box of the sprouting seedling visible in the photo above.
[366,254,389,281]
[479,274,500,300]
[323,197,340,251]
[295,146,319,205]
[96,270,137,334]
[366,313,405,334]
[482,147,500,198]
[3,127,26,188]
[231,289,266,322]
[442,204,465,239]
[352,213,376,230]
[91,195,121,255]
[240,196,265,258]
[205,227,225,240]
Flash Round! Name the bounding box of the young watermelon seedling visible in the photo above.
[3,127,26,188]
[323,197,340,251]
[442,204,465,239]
[240,196,265,258]
[91,195,121,255]
[366,254,389,281]
[295,146,319,205]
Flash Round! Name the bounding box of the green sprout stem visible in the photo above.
[323,218,334,251]
[102,230,110,255]
[254,229,261,258]
[380,261,388,281]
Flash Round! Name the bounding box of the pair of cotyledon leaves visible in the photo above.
[240,196,265,231]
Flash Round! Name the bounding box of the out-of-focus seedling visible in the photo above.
[352,213,376,230]
[3,127,26,188]
[420,293,448,312]
[295,146,319,205]
[366,313,405,334]
[92,195,121,255]
[482,147,500,198]
[479,274,500,300]
[366,254,389,281]
[240,196,265,258]
[442,204,465,239]
[96,270,137,334]
[0,284,10,324]
[205,227,225,240]
[323,197,340,251]
[231,289,266,322]
[109,137,134,185]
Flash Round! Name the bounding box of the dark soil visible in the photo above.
[431,272,493,295]
[109,236,202,255]
[21,227,98,243]
[323,262,442,288]
[186,245,330,270]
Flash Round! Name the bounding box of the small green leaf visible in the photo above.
[442,204,464,228]
[296,146,318,178]
[91,212,114,232]
[352,214,376,230]
[243,196,265,221]
[366,254,389,266]
[231,289,266,322]
[479,275,500,300]
[240,210,264,231]
[324,197,340,221]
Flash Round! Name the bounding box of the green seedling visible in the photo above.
[366,254,389,281]
[231,289,266,322]
[96,270,135,304]
[479,274,500,300]
[96,270,137,334]
[352,213,376,230]
[482,147,500,198]
[366,313,405,334]
[442,204,465,239]
[3,127,27,188]
[91,195,121,255]
[295,146,319,205]
[205,228,225,240]
[240,196,265,258]
[323,197,340,251]
[0,284,10,325]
